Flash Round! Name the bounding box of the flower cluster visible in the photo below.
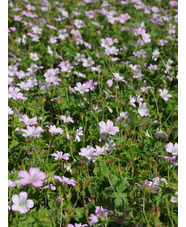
[129,95,149,117]
[159,142,178,166]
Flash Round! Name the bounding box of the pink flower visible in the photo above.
[113,73,124,82]
[74,82,89,94]
[129,96,137,107]
[44,69,61,85]
[20,126,44,137]
[79,146,97,162]
[117,13,131,23]
[93,104,98,111]
[17,81,30,91]
[19,114,38,125]
[58,29,68,40]
[8,87,27,100]
[136,179,158,194]
[65,133,71,139]
[85,79,98,91]
[32,26,42,34]
[133,49,147,58]
[88,214,99,226]
[91,65,101,71]
[56,197,62,203]
[51,151,70,160]
[54,51,63,60]
[101,37,114,48]
[82,57,94,67]
[107,79,113,87]
[8,179,20,188]
[104,46,119,55]
[47,45,53,55]
[111,57,119,62]
[47,25,57,30]
[48,36,57,44]
[43,184,56,191]
[148,64,158,71]
[45,75,60,86]
[154,177,168,186]
[95,206,108,218]
[75,53,85,62]
[74,71,86,78]
[30,53,39,61]
[95,146,107,155]
[61,176,77,186]
[14,15,22,21]
[26,64,39,74]
[8,76,14,85]
[117,112,131,125]
[75,127,83,142]
[59,60,73,73]
[18,168,46,188]
[88,206,109,226]
[138,102,149,117]
[69,86,76,93]
[48,125,63,135]
[165,142,178,156]
[60,115,74,123]
[68,224,88,227]
[74,19,86,28]
[158,155,177,165]
[159,89,172,101]
[12,192,34,214]
[170,192,178,203]
[159,39,168,46]
[169,1,178,7]
[8,106,14,116]
[99,120,119,135]
[8,65,17,77]
[8,201,11,211]
[142,32,151,44]
[54,175,77,186]
[152,49,160,61]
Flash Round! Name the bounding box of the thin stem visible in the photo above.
[152,90,162,126]
[107,173,115,192]
[165,196,174,226]
[143,192,150,226]
[59,196,63,227]
[160,56,168,71]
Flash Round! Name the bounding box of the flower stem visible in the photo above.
[143,192,150,226]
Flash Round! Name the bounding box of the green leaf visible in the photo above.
[74,207,84,221]
[100,160,109,177]
[115,197,123,207]
[8,141,20,151]
[48,200,53,209]
[117,181,128,193]
[110,174,118,186]
[121,193,128,205]
[110,192,118,198]
[110,192,128,207]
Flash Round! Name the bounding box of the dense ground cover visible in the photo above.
[8,0,178,226]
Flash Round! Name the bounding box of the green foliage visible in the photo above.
[8,0,178,226]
